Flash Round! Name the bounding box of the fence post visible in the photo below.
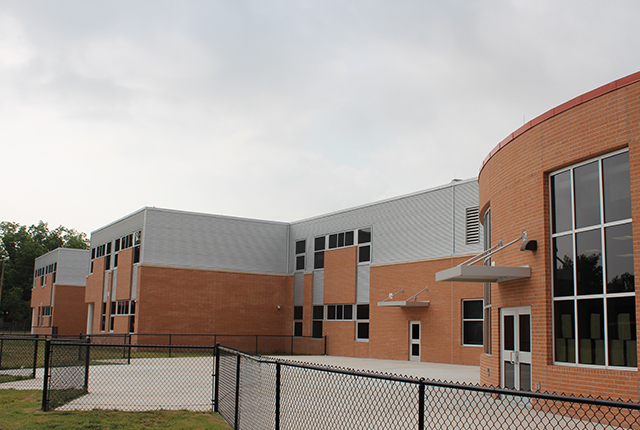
[41,339,51,411]
[32,338,39,378]
[127,334,132,365]
[83,338,91,391]
[235,353,241,430]
[418,380,425,430]
[275,361,281,430]
[214,343,220,413]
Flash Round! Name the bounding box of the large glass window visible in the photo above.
[551,150,635,368]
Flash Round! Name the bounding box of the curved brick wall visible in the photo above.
[478,71,640,399]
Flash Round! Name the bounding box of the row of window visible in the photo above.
[100,300,136,333]
[91,231,141,261]
[35,263,57,278]
[305,228,372,271]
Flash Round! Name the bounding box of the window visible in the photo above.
[462,300,483,345]
[358,228,372,264]
[551,150,635,368]
[109,302,116,332]
[295,240,306,271]
[41,306,52,317]
[133,246,140,263]
[326,304,353,320]
[356,304,369,341]
[312,305,324,338]
[465,206,480,244]
[100,302,106,332]
[293,306,303,337]
[314,236,325,269]
[483,209,492,355]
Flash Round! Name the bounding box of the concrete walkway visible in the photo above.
[270,355,480,384]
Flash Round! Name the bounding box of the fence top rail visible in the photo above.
[0,336,42,341]
[51,341,217,350]
[217,344,640,410]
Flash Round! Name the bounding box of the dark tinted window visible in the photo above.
[294,321,303,337]
[345,231,354,246]
[344,305,353,320]
[314,236,325,251]
[358,228,371,244]
[293,306,303,320]
[574,162,601,229]
[313,306,324,320]
[553,235,574,297]
[357,322,369,339]
[328,234,338,249]
[358,245,371,263]
[552,171,572,233]
[295,240,306,255]
[576,229,602,295]
[463,300,483,319]
[603,152,632,223]
[605,223,634,293]
[314,251,324,269]
[357,304,369,320]
[296,255,305,271]
[327,305,336,320]
[312,321,323,338]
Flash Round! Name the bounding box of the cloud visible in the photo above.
[1,0,640,235]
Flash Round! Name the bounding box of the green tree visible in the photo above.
[0,221,89,323]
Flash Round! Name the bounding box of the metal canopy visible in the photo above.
[377,300,431,308]
[435,265,531,283]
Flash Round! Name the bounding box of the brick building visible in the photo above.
[85,179,484,365]
[437,71,640,399]
[30,248,89,336]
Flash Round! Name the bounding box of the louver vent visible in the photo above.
[465,206,480,245]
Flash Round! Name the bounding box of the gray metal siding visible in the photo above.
[289,178,482,270]
[110,269,117,298]
[34,248,89,286]
[55,249,90,286]
[91,210,145,248]
[103,273,109,302]
[453,180,483,255]
[143,208,289,274]
[293,272,304,306]
[312,271,324,305]
[356,265,370,303]
[131,265,138,300]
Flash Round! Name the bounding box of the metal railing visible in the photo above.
[215,345,640,430]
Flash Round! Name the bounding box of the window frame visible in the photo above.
[550,149,636,369]
[462,299,484,346]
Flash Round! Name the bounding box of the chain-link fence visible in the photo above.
[215,345,640,430]
[41,340,216,411]
[0,336,40,383]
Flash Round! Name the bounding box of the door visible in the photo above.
[501,307,531,391]
[409,321,421,362]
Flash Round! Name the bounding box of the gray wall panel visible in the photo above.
[143,208,289,274]
[289,178,482,271]
[91,210,145,248]
[293,272,304,306]
[356,265,370,303]
[312,271,324,305]
[131,265,138,300]
[34,248,89,287]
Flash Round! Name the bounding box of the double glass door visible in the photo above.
[501,307,531,391]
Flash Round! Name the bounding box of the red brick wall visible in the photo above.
[369,257,484,365]
[53,285,87,336]
[115,247,133,301]
[479,75,640,399]
[303,273,313,337]
[85,257,105,334]
[135,265,293,336]
[323,247,357,304]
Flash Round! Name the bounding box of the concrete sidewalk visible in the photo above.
[270,355,480,384]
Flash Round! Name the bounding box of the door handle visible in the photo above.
[510,351,519,364]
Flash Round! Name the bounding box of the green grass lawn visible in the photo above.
[0,390,231,429]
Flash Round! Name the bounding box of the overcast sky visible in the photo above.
[1,1,639,237]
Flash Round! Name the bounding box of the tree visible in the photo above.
[0,221,89,323]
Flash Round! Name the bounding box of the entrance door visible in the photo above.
[501,307,531,391]
[409,321,421,362]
